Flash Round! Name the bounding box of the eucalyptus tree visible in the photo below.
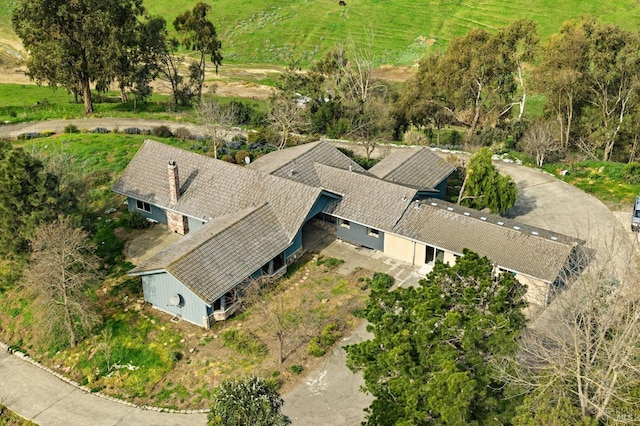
[12,0,150,113]
[174,2,223,103]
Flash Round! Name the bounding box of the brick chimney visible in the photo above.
[168,160,180,204]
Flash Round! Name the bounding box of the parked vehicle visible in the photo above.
[632,196,640,232]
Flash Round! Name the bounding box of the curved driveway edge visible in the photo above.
[0,344,207,426]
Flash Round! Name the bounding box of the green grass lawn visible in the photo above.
[0,84,192,124]
[2,0,640,66]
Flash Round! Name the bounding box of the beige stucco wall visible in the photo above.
[515,274,549,306]
[383,233,417,264]
[443,251,457,265]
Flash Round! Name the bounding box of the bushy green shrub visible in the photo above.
[152,125,173,138]
[90,127,110,134]
[623,162,640,184]
[123,127,142,135]
[289,364,304,374]
[126,211,151,230]
[64,124,80,134]
[307,337,326,357]
[221,329,267,357]
[235,150,251,165]
[221,154,234,163]
[320,323,342,347]
[174,127,192,141]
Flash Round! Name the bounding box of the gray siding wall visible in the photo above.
[127,198,167,224]
[142,272,209,327]
[285,232,302,258]
[336,221,384,251]
[188,217,206,232]
[434,179,448,200]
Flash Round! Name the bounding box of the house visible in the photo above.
[113,139,584,328]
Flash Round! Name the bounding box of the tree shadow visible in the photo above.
[504,191,537,219]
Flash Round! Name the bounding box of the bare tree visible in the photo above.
[268,94,310,150]
[196,94,236,159]
[520,121,563,166]
[242,279,309,366]
[26,215,100,348]
[501,230,640,423]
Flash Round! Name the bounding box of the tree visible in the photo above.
[12,0,148,113]
[196,94,236,159]
[268,93,310,150]
[502,248,640,424]
[113,16,168,108]
[405,21,534,144]
[26,215,100,348]
[582,22,640,161]
[208,376,290,426]
[158,37,190,108]
[458,147,518,214]
[174,2,223,103]
[242,279,310,366]
[0,142,60,255]
[520,121,563,166]
[346,252,527,425]
[533,18,590,150]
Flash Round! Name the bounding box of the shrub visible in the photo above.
[307,337,326,357]
[152,125,173,138]
[235,150,251,165]
[289,364,304,374]
[320,323,342,347]
[221,329,267,357]
[221,154,234,163]
[90,127,110,134]
[232,133,247,143]
[64,124,80,134]
[227,140,242,150]
[174,127,191,141]
[125,211,151,230]
[123,127,142,135]
[623,162,640,184]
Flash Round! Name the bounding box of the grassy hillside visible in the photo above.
[1,0,640,66]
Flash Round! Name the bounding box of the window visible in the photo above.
[367,228,380,238]
[136,200,151,212]
[339,219,350,229]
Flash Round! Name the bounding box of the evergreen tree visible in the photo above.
[208,376,290,426]
[346,251,527,425]
[0,142,60,255]
[458,147,518,214]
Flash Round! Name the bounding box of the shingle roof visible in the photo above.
[314,164,418,230]
[248,141,366,187]
[130,204,290,304]
[394,199,584,283]
[112,140,322,240]
[368,147,455,190]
